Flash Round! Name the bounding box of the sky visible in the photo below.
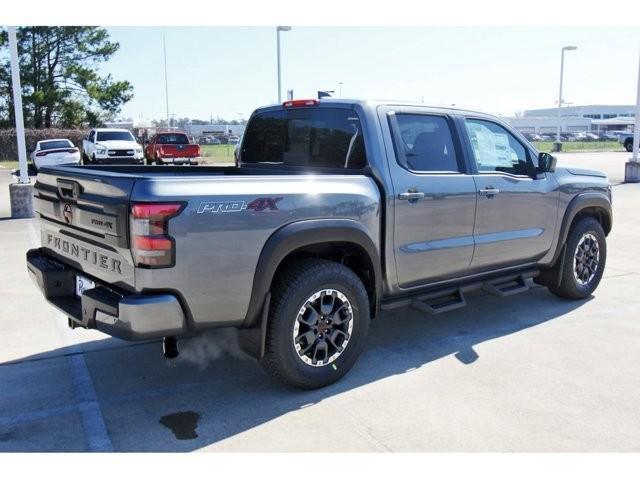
[103,26,640,121]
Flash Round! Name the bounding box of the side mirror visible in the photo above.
[537,152,557,173]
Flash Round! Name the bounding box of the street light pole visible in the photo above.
[8,27,28,185]
[8,26,33,218]
[276,26,291,103]
[624,49,640,183]
[556,45,577,149]
[631,50,640,163]
[162,27,170,127]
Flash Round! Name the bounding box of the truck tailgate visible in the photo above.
[33,166,137,290]
[159,144,200,157]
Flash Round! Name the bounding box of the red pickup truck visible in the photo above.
[144,132,201,165]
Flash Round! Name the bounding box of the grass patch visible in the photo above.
[532,141,622,153]
[0,161,20,170]
[200,144,236,164]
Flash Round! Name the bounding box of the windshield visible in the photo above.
[96,131,135,142]
[40,140,73,150]
[241,107,367,169]
[156,134,189,145]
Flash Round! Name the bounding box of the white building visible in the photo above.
[502,105,635,134]
[185,124,246,138]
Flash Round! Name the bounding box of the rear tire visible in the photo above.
[261,258,370,389]
[625,140,634,153]
[547,216,606,299]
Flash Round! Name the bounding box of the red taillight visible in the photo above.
[36,151,49,157]
[283,99,319,108]
[130,203,183,268]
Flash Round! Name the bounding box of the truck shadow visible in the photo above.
[0,286,591,451]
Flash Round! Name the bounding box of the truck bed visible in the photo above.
[40,164,369,178]
[32,163,382,331]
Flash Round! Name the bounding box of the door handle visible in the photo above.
[398,190,425,201]
[478,186,500,197]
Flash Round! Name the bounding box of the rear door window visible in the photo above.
[393,114,460,172]
[241,108,366,169]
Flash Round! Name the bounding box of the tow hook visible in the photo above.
[163,336,179,359]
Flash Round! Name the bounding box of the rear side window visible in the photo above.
[241,108,366,169]
[394,114,459,172]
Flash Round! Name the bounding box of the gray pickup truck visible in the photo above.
[27,99,612,389]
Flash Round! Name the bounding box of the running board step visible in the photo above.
[482,275,530,297]
[411,289,466,315]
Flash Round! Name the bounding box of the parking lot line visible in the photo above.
[67,339,114,452]
[27,219,113,451]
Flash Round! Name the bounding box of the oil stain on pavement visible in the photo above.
[159,411,201,440]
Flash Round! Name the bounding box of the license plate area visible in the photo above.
[76,274,95,297]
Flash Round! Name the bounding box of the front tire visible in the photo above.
[261,258,370,389]
[547,216,607,299]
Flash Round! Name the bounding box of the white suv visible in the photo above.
[82,128,144,164]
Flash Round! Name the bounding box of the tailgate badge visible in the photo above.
[63,204,73,224]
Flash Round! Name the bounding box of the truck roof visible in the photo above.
[92,128,132,132]
[254,98,493,118]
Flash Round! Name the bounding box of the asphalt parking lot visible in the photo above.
[1,152,639,452]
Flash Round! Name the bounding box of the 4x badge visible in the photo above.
[197,197,283,214]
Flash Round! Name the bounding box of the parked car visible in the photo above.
[27,99,612,390]
[618,132,637,152]
[228,135,240,145]
[82,128,144,164]
[234,135,243,163]
[603,130,627,141]
[30,139,80,171]
[145,132,201,165]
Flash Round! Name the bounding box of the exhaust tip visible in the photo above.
[163,336,179,359]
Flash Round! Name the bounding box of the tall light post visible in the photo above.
[556,45,578,148]
[338,82,343,98]
[162,27,170,127]
[624,49,640,183]
[8,26,33,218]
[276,26,292,103]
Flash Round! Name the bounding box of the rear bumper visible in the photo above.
[157,156,200,164]
[91,156,144,165]
[26,248,186,340]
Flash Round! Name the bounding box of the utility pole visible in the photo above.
[8,26,33,217]
[624,49,640,183]
[338,82,343,98]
